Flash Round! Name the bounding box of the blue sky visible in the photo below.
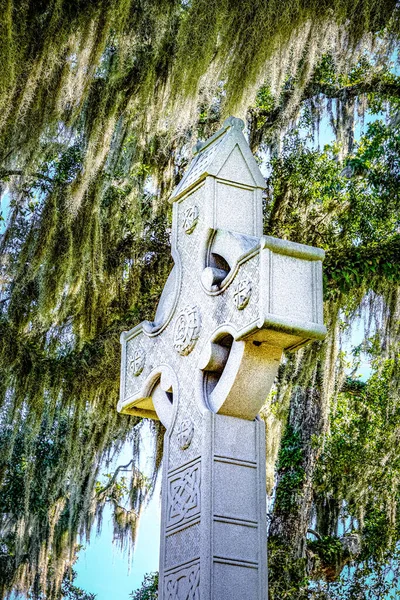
[74,482,161,599]
[74,427,161,599]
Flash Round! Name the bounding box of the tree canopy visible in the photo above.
[0,1,399,598]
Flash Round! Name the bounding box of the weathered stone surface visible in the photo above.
[118,116,326,599]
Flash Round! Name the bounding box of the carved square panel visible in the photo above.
[165,522,201,570]
[213,460,257,522]
[213,520,258,564]
[270,253,314,322]
[213,562,259,600]
[164,561,200,600]
[167,462,201,529]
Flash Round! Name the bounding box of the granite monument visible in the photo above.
[118,117,326,600]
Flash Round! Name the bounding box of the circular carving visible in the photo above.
[176,419,194,450]
[174,306,201,356]
[129,347,145,376]
[182,205,199,234]
[233,279,252,310]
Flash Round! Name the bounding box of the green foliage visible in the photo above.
[130,572,158,600]
[266,118,400,310]
[316,359,400,553]
[325,549,400,600]
[60,569,96,600]
[261,54,400,597]
[275,426,305,512]
[0,3,400,598]
[310,358,400,597]
[307,535,345,568]
[268,537,309,600]
[256,85,276,113]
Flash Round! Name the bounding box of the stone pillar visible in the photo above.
[159,413,267,600]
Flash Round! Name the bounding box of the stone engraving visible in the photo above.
[177,419,194,450]
[169,405,202,469]
[173,306,201,356]
[168,464,200,528]
[233,278,252,310]
[129,347,145,376]
[165,563,200,600]
[182,205,199,234]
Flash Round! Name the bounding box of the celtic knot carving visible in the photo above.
[165,563,200,600]
[233,278,252,310]
[173,306,201,356]
[182,205,199,234]
[176,419,194,450]
[168,464,200,528]
[129,347,145,376]
[166,578,178,598]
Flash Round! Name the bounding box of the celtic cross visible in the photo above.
[119,117,326,600]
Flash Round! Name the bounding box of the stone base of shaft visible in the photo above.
[159,412,267,600]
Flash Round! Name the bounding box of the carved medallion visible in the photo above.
[129,347,145,377]
[233,278,252,310]
[177,419,194,450]
[182,205,199,234]
[174,306,201,356]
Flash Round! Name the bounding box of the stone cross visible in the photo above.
[118,117,326,600]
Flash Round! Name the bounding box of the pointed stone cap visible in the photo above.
[170,117,265,202]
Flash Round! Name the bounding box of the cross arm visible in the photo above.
[201,229,326,348]
[199,232,327,419]
[118,324,177,428]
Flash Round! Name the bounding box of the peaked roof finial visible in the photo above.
[171,116,264,201]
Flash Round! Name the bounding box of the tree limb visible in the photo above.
[248,74,400,151]
[96,459,134,499]
[0,169,54,184]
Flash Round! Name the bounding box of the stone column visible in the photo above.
[159,412,267,600]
